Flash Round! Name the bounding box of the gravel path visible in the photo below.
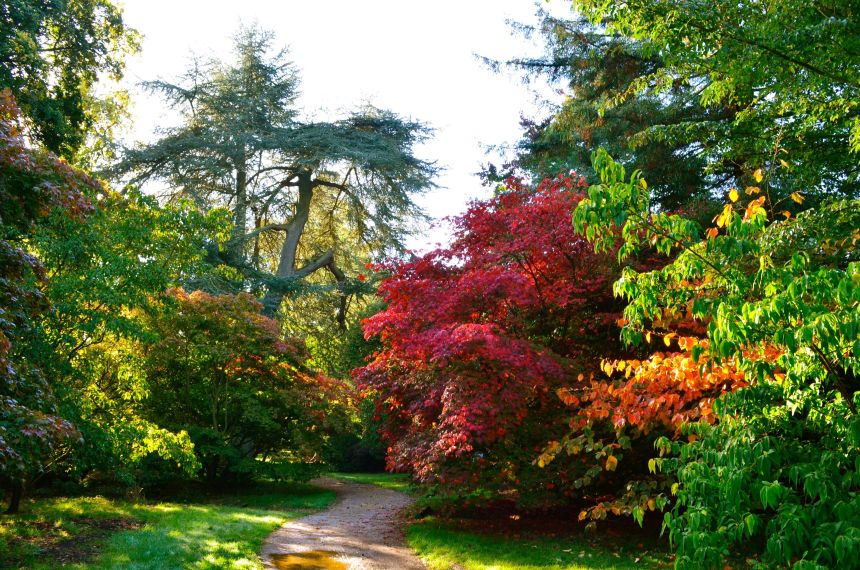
[261,477,426,570]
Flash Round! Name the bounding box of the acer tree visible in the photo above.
[356,173,630,504]
[0,91,94,512]
[140,289,350,482]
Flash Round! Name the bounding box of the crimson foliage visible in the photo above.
[356,174,623,504]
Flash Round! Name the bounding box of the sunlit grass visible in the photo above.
[407,518,673,570]
[327,471,413,493]
[0,481,336,569]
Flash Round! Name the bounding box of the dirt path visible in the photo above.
[261,477,426,570]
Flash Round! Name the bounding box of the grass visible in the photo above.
[329,472,672,569]
[0,481,336,569]
[327,471,413,493]
[407,518,673,570]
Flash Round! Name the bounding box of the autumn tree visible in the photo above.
[116,25,436,317]
[0,91,94,512]
[140,289,350,482]
[356,173,627,503]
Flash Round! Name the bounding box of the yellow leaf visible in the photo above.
[639,178,647,190]
[745,186,760,195]
[754,168,763,183]
[779,159,789,168]
[663,333,676,347]
[728,188,739,202]
[781,210,792,219]
[606,455,618,471]
[645,331,652,343]
[578,510,588,522]
[790,192,805,204]
[715,204,733,228]
[744,196,767,220]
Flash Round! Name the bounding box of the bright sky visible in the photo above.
[118,0,567,251]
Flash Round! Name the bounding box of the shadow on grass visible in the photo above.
[407,518,673,570]
[88,504,285,569]
[1,481,337,570]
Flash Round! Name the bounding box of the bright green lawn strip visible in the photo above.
[0,481,335,569]
[328,472,413,493]
[408,518,671,570]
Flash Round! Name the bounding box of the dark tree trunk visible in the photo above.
[262,170,314,315]
[5,480,23,514]
[260,171,351,324]
[229,151,249,264]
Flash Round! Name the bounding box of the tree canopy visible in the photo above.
[0,0,139,158]
[496,1,860,212]
[115,26,436,317]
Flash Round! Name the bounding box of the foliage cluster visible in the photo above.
[499,0,859,211]
[357,173,638,504]
[139,288,350,483]
[0,90,95,512]
[0,0,139,159]
[566,150,860,568]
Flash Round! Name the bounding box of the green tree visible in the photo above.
[140,289,349,482]
[492,10,713,210]
[574,149,860,568]
[31,190,228,486]
[565,0,860,204]
[498,2,859,211]
[0,0,139,157]
[116,26,436,317]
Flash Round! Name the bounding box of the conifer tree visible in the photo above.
[116,26,435,317]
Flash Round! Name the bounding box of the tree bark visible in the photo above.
[4,480,23,514]
[261,170,314,315]
[229,151,248,264]
[260,171,351,325]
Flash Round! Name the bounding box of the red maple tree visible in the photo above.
[356,174,625,503]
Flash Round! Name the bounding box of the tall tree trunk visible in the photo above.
[230,152,248,264]
[262,171,314,315]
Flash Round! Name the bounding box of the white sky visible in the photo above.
[118,0,568,252]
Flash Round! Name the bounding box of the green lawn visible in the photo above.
[0,481,335,569]
[327,471,413,493]
[408,518,673,570]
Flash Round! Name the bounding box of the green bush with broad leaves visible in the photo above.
[574,149,860,569]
